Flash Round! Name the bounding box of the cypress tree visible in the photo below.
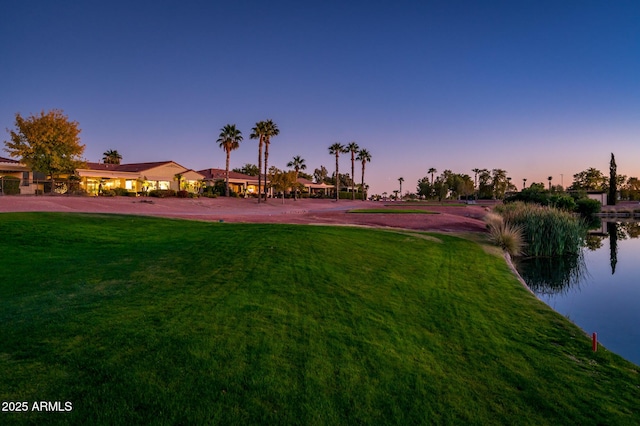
[608,153,617,205]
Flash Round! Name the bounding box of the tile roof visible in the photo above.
[198,168,259,180]
[0,157,20,164]
[83,161,179,172]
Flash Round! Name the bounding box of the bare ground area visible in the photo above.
[0,196,489,232]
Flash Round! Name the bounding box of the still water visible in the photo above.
[515,221,640,366]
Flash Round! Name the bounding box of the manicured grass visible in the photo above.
[1,213,638,425]
[384,202,468,207]
[348,208,439,214]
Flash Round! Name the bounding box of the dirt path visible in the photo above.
[0,196,489,233]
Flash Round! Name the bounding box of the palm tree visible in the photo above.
[548,176,553,191]
[250,121,267,203]
[428,168,437,185]
[102,149,122,165]
[523,178,527,190]
[329,143,346,201]
[262,119,280,201]
[174,173,183,191]
[472,168,481,196]
[356,149,371,201]
[217,124,243,197]
[346,142,359,200]
[398,177,404,201]
[286,155,306,200]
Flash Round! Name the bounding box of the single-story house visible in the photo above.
[76,161,205,195]
[0,157,39,195]
[297,177,334,196]
[198,168,268,196]
[586,191,608,206]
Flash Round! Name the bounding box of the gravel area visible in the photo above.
[0,196,489,233]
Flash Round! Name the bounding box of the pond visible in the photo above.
[514,221,640,366]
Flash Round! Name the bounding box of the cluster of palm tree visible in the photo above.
[328,142,371,201]
[217,120,279,201]
[217,121,374,201]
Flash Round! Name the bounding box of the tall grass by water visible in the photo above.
[494,202,586,257]
[484,212,525,256]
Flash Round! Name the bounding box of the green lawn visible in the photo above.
[347,208,439,214]
[1,213,638,425]
[384,202,468,207]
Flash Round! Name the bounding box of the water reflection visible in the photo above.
[514,253,588,296]
[608,221,618,275]
[516,220,640,295]
[515,220,640,365]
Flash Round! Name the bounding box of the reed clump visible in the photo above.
[484,212,525,256]
[493,202,586,257]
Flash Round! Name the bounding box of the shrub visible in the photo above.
[548,195,576,211]
[101,189,116,197]
[484,212,525,256]
[177,190,189,198]
[113,187,131,196]
[149,189,176,198]
[0,176,20,195]
[483,212,504,230]
[494,202,586,257]
[575,198,601,216]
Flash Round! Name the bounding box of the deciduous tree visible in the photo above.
[233,163,260,176]
[269,169,298,204]
[313,166,329,184]
[4,109,85,193]
[571,168,607,191]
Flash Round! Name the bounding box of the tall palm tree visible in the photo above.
[398,177,404,200]
[356,149,371,201]
[286,155,306,200]
[262,119,280,201]
[523,178,527,190]
[428,168,437,185]
[346,142,359,200]
[548,176,553,191]
[102,149,122,165]
[250,121,267,203]
[472,168,481,193]
[217,124,243,197]
[329,143,346,201]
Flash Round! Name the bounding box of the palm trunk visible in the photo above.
[351,153,355,200]
[258,138,263,203]
[335,154,340,201]
[225,150,230,197]
[264,140,269,202]
[361,163,366,201]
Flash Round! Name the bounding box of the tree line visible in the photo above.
[409,154,636,203]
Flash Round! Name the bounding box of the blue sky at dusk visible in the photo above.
[2,0,639,195]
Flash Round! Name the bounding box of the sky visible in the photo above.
[1,0,639,195]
